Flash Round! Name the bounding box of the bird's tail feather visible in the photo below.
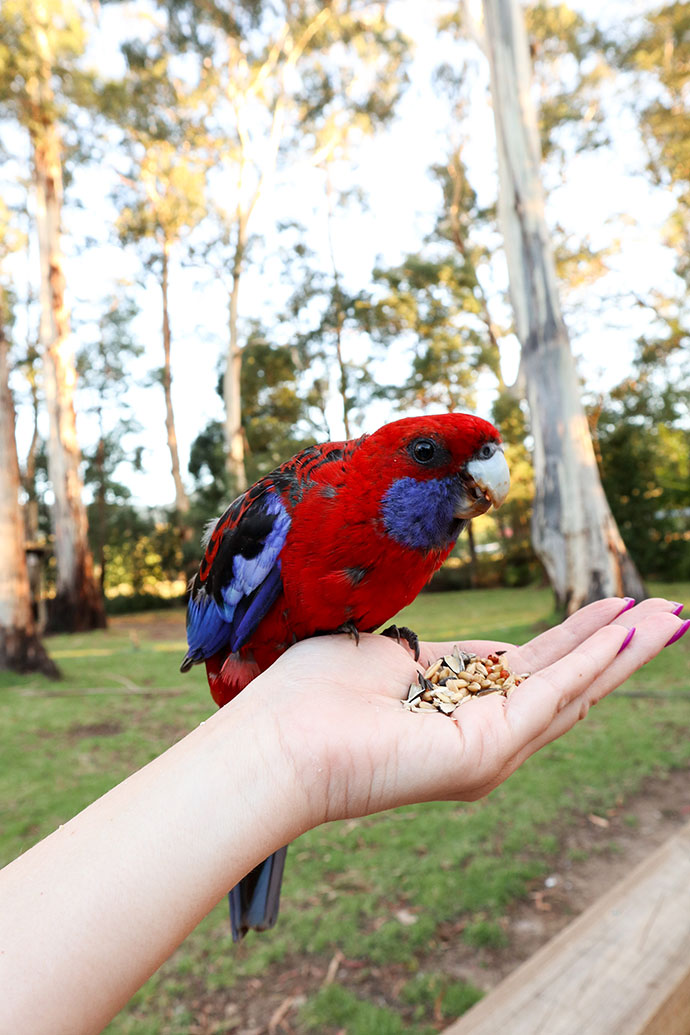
[229,846,288,942]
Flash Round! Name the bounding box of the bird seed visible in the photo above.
[402,651,530,715]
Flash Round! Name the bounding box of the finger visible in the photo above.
[504,597,635,674]
[420,598,640,673]
[608,596,682,629]
[505,623,633,746]
[502,596,681,674]
[507,610,682,762]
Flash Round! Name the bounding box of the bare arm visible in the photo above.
[0,597,684,1033]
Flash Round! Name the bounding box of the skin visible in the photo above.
[0,597,684,1034]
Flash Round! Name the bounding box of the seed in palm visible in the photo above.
[403,649,530,715]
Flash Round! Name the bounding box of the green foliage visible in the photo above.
[593,326,690,578]
[284,259,382,435]
[0,0,86,132]
[91,504,186,598]
[188,327,317,515]
[623,3,690,187]
[525,2,609,161]
[623,5,690,283]
[240,328,316,480]
[369,254,492,413]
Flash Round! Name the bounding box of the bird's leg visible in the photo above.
[382,624,421,661]
[333,619,360,646]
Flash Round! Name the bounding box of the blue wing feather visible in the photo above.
[182,489,291,668]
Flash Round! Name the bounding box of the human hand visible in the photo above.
[250,597,686,830]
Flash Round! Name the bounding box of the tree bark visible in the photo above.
[30,58,106,633]
[0,309,59,677]
[481,0,646,612]
[224,217,248,494]
[95,433,107,595]
[160,238,191,529]
[326,174,352,439]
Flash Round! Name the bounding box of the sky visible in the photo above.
[7,0,681,511]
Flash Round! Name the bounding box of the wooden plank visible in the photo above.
[443,820,690,1035]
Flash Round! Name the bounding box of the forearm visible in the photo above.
[0,678,303,1035]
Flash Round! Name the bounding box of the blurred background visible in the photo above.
[1,2,689,1032]
[1,0,688,639]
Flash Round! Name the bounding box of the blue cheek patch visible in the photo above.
[381,476,460,551]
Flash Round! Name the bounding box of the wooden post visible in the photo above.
[442,821,690,1034]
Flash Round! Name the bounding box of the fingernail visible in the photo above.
[617,598,636,616]
[665,619,690,648]
[617,627,636,654]
[671,602,685,617]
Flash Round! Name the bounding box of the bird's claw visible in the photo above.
[382,624,420,661]
[334,620,360,646]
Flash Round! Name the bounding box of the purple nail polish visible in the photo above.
[617,627,636,654]
[617,598,636,616]
[671,602,685,617]
[665,619,690,648]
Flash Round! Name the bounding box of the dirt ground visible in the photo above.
[173,770,689,1035]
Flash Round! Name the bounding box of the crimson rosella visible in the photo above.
[181,413,510,940]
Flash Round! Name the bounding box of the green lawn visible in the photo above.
[1,583,689,1034]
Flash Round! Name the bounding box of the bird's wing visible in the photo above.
[181,482,291,669]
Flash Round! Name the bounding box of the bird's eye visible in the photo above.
[411,438,436,464]
[479,443,494,459]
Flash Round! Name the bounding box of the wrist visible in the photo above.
[213,672,322,846]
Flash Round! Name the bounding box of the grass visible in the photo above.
[1,582,689,1034]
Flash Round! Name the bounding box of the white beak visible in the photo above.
[465,447,510,509]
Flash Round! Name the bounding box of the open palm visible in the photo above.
[257,597,683,827]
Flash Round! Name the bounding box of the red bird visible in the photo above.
[181,413,510,939]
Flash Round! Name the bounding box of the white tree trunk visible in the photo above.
[0,317,58,675]
[160,238,191,526]
[30,64,105,631]
[481,0,645,611]
[224,219,248,494]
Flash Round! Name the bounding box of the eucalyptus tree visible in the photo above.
[622,5,690,336]
[0,0,105,630]
[158,0,409,491]
[593,318,690,580]
[188,322,317,516]
[465,0,646,611]
[0,203,58,675]
[106,44,208,537]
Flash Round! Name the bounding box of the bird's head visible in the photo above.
[360,413,510,552]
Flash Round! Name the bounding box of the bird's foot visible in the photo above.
[334,620,361,646]
[382,624,420,661]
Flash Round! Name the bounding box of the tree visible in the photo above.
[189,325,316,516]
[0,0,105,631]
[163,0,408,489]
[76,292,144,592]
[592,308,690,580]
[0,203,58,676]
[477,0,645,611]
[109,44,208,537]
